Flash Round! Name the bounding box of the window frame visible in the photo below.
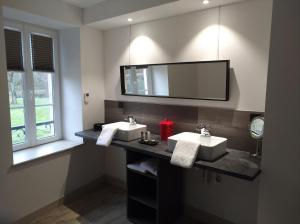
[4,19,62,151]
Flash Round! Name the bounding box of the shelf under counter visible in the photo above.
[127,166,158,180]
[75,130,261,181]
[128,198,157,224]
[127,169,158,210]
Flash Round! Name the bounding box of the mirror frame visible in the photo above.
[120,60,230,101]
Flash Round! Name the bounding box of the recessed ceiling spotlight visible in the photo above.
[202,0,210,5]
[128,18,133,22]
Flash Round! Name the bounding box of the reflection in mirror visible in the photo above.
[121,60,229,101]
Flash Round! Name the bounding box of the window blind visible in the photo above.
[30,34,54,72]
[4,29,24,71]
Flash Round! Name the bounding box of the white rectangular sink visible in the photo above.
[168,132,227,161]
[102,122,147,142]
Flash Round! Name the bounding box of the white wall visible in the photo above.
[257,0,300,223]
[103,1,272,223]
[80,26,105,130]
[60,28,84,141]
[219,1,272,112]
[0,0,13,176]
[0,6,106,224]
[3,0,81,27]
[60,27,105,136]
[83,0,177,24]
[0,143,105,223]
[104,0,272,112]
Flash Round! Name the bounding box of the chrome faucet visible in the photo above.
[126,115,137,125]
[195,123,211,137]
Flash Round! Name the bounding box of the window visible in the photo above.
[4,20,61,151]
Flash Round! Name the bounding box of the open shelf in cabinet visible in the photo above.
[127,167,157,180]
[128,198,157,224]
[127,170,157,209]
[126,150,183,224]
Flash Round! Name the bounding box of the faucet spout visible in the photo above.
[195,123,211,137]
[126,115,137,125]
[201,127,211,137]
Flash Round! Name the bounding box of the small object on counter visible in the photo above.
[93,123,105,131]
[147,131,151,140]
[160,119,174,141]
[141,131,144,140]
[139,139,159,146]
[144,131,148,142]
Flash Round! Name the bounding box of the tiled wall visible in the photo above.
[105,100,263,153]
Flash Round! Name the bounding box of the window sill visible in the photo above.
[12,140,83,166]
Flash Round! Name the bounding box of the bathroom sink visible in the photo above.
[102,122,147,142]
[168,132,227,161]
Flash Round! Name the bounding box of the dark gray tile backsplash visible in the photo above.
[105,100,263,153]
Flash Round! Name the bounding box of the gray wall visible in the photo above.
[257,0,300,223]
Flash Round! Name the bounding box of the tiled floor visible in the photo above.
[29,184,198,224]
[30,185,130,224]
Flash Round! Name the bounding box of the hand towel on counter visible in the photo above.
[140,158,158,176]
[170,140,201,168]
[96,125,119,147]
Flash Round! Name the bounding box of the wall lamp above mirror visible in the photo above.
[120,60,230,101]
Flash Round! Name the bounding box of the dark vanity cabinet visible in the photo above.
[126,150,183,224]
[75,130,261,224]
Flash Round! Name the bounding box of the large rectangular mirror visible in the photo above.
[120,60,230,101]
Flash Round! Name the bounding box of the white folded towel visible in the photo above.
[127,162,147,173]
[170,140,201,168]
[140,159,158,176]
[96,125,119,147]
[127,159,158,176]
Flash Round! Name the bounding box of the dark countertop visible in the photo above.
[75,130,261,181]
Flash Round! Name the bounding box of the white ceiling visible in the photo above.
[88,0,248,30]
[61,0,108,8]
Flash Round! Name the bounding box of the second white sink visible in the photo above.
[168,132,227,161]
[102,122,147,142]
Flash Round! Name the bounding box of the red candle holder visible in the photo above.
[160,119,174,141]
